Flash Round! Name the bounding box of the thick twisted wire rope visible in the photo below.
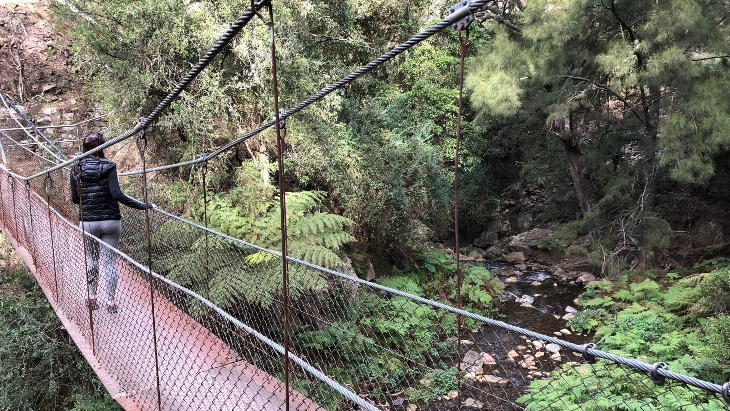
[17,184,380,411]
[0,114,106,132]
[0,92,66,161]
[0,130,58,165]
[24,0,271,181]
[149,208,728,398]
[118,0,490,177]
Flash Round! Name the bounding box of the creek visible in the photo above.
[448,261,595,410]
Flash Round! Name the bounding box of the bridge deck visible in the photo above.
[0,219,319,411]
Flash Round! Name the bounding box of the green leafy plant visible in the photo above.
[406,367,459,402]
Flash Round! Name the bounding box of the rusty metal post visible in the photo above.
[136,125,163,411]
[0,169,5,227]
[24,181,38,268]
[74,162,96,354]
[10,176,20,245]
[202,160,212,299]
[452,6,471,409]
[260,3,291,409]
[45,172,60,303]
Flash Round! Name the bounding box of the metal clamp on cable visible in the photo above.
[449,0,474,31]
[272,109,287,130]
[650,362,668,386]
[44,167,52,190]
[722,381,729,405]
[582,343,597,364]
[136,117,148,153]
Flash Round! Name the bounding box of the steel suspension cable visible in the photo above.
[0,130,58,164]
[24,0,272,181]
[117,0,493,177]
[151,204,729,399]
[0,92,66,161]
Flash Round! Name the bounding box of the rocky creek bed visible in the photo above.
[404,260,594,411]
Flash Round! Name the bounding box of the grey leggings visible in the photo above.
[81,220,122,301]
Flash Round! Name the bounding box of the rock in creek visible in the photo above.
[545,343,561,353]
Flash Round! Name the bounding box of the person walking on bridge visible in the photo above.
[70,132,155,313]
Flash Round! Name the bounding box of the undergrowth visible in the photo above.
[520,266,730,410]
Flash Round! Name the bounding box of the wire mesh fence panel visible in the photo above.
[2,101,729,411]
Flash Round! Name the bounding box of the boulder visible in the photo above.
[481,353,497,365]
[561,313,575,321]
[519,295,535,305]
[545,344,561,353]
[474,231,499,248]
[565,306,578,313]
[468,248,487,261]
[503,251,525,263]
[518,358,534,369]
[484,245,502,259]
[518,213,534,230]
[462,350,481,365]
[487,219,502,233]
[483,375,503,384]
[507,228,554,252]
[577,272,597,284]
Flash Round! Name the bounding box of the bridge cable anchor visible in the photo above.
[449,0,474,31]
[650,362,668,386]
[582,343,597,364]
[722,381,730,405]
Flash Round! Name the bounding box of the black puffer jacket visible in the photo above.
[70,157,150,221]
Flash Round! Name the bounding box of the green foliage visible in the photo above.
[693,266,730,315]
[533,239,566,254]
[693,257,730,273]
[208,188,355,270]
[523,264,730,409]
[448,265,504,312]
[405,367,459,402]
[518,361,727,411]
[567,308,607,333]
[0,263,122,411]
[151,220,328,310]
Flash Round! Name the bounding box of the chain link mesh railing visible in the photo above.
[1,104,728,410]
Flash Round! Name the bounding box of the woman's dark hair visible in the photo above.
[82,132,106,158]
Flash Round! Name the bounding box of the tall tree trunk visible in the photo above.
[554,113,596,216]
[637,85,660,271]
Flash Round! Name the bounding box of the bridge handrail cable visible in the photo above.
[153,208,726,397]
[15,174,380,411]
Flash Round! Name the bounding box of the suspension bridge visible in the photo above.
[0,1,728,410]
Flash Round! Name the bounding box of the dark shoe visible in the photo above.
[88,297,99,310]
[106,301,118,313]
